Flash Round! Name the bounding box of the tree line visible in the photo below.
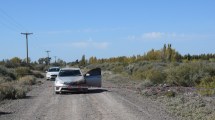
[76,44,215,67]
[1,44,214,68]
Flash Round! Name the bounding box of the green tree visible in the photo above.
[10,57,22,64]
[23,57,31,63]
[38,58,46,64]
[80,55,86,67]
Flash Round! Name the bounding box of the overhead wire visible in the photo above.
[0,7,59,62]
[0,7,48,61]
[0,7,26,32]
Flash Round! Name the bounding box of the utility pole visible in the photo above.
[54,56,57,63]
[45,50,50,65]
[21,32,33,64]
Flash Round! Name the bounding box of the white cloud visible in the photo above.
[128,32,186,41]
[70,40,109,49]
[142,32,165,39]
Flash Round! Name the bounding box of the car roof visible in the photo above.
[60,68,80,70]
[49,67,60,69]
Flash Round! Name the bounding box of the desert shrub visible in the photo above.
[14,86,26,99]
[0,66,16,80]
[166,62,211,87]
[132,70,148,80]
[204,62,215,76]
[18,76,36,85]
[131,62,167,81]
[86,62,123,74]
[138,80,154,90]
[0,82,27,100]
[32,71,44,78]
[0,77,14,83]
[112,65,124,73]
[4,61,18,68]
[165,90,176,97]
[198,77,215,96]
[146,69,166,84]
[34,64,46,71]
[0,82,16,99]
[15,67,32,78]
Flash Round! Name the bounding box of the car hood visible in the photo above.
[58,76,84,84]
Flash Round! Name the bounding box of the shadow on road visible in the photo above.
[86,89,109,94]
[0,111,12,116]
[60,88,109,95]
[19,96,36,100]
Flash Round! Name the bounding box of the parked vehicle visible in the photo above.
[46,67,60,80]
[54,68,101,94]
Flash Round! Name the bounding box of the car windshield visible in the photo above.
[48,68,60,72]
[59,70,82,77]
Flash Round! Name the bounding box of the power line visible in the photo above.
[21,33,33,64]
[0,8,27,31]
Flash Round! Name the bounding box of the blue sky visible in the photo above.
[0,0,215,62]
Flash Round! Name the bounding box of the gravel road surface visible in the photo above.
[0,79,174,120]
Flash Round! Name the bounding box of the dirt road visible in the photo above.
[0,79,174,120]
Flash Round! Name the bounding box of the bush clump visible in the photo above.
[146,69,166,84]
[14,87,26,99]
[198,77,215,96]
[165,90,176,97]
[34,64,47,71]
[32,71,44,78]
[15,67,32,78]
[166,62,213,87]
[0,82,27,100]
[0,83,16,99]
[0,66,16,80]
[18,76,36,85]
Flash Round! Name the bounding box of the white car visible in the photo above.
[54,68,101,94]
[46,67,60,80]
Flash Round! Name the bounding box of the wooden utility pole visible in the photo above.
[45,50,51,65]
[54,56,57,63]
[21,32,33,64]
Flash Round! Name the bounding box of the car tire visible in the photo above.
[82,88,88,93]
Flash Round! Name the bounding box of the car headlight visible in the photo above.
[55,78,64,85]
[57,80,64,84]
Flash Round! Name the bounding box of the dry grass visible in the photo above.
[0,82,27,100]
[18,76,36,85]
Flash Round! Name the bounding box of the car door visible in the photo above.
[85,68,101,87]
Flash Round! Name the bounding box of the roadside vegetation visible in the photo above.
[0,58,45,100]
[82,44,215,96]
[0,56,67,101]
[69,44,215,120]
